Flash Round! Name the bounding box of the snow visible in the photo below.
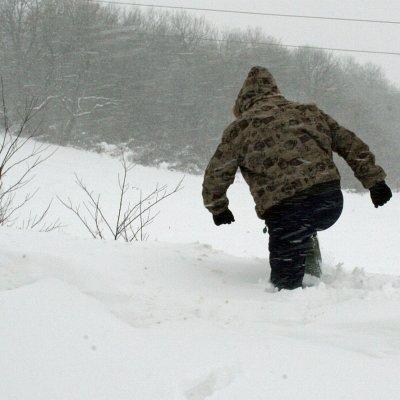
[20,142,399,274]
[1,141,399,399]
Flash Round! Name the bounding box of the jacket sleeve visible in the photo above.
[202,129,239,215]
[322,112,386,189]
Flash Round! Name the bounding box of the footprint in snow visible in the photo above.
[184,368,237,400]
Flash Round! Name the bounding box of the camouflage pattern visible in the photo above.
[202,66,386,219]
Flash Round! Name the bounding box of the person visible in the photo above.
[202,66,392,290]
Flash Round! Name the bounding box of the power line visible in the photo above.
[197,36,400,57]
[91,0,400,57]
[97,23,400,58]
[94,0,400,26]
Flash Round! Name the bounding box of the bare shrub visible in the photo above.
[19,201,64,233]
[0,77,56,227]
[58,155,183,241]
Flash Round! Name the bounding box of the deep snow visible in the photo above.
[12,142,400,274]
[1,141,399,399]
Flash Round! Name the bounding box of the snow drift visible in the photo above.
[0,142,399,399]
[1,228,400,399]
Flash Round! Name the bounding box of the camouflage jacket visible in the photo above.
[202,66,386,219]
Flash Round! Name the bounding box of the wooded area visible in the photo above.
[1,0,399,188]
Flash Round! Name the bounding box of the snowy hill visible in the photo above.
[12,142,400,274]
[1,142,399,399]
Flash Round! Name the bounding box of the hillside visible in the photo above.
[0,142,399,398]
[1,0,399,187]
[14,142,400,274]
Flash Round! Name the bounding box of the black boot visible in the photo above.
[304,234,322,278]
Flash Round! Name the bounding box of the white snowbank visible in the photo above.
[11,141,399,274]
[1,228,400,399]
[1,141,399,399]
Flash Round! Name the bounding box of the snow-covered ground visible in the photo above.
[15,143,400,274]
[1,142,399,399]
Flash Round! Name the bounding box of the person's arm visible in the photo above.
[202,128,239,217]
[322,111,386,189]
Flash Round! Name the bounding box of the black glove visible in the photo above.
[213,209,235,226]
[370,181,392,208]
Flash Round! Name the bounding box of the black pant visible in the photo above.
[265,181,343,290]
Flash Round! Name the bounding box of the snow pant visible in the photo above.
[264,181,343,290]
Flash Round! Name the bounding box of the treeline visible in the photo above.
[0,0,399,189]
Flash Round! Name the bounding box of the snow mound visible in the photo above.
[9,139,400,275]
[1,228,400,399]
[0,278,191,399]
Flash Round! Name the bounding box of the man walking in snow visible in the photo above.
[202,66,392,290]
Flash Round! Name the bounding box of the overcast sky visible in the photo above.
[110,0,400,88]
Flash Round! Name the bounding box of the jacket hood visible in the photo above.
[233,66,282,118]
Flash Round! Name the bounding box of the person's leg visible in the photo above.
[301,187,344,279]
[268,230,313,289]
[266,186,344,290]
[312,188,344,232]
[304,233,322,277]
[266,204,315,290]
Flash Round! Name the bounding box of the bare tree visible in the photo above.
[0,0,41,95]
[57,89,119,140]
[293,48,341,103]
[58,155,183,242]
[19,200,63,232]
[169,11,215,52]
[0,76,55,225]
